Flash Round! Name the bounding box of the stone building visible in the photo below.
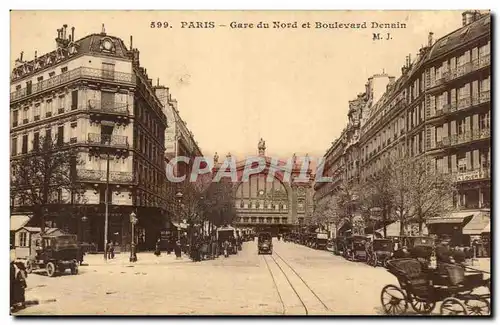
[10,25,169,251]
[314,11,491,241]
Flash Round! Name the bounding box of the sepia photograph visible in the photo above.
[9,9,491,316]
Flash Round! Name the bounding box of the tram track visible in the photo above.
[262,251,330,315]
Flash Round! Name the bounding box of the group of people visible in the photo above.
[153,235,243,261]
[10,260,27,312]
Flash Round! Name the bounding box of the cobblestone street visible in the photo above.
[15,240,490,315]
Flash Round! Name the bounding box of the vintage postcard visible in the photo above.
[9,10,491,316]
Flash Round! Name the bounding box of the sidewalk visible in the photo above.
[82,251,195,267]
[465,257,490,273]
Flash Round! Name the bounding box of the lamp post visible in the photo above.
[81,215,88,243]
[101,151,111,261]
[175,191,183,241]
[129,211,138,262]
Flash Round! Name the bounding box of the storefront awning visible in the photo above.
[426,211,475,225]
[482,222,490,233]
[10,215,31,231]
[463,212,490,235]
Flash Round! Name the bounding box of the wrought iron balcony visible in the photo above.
[472,127,490,140]
[110,171,134,183]
[479,55,490,69]
[87,133,129,148]
[11,67,136,102]
[76,169,105,182]
[453,168,490,183]
[76,169,134,183]
[458,97,471,110]
[480,90,490,104]
[87,100,130,115]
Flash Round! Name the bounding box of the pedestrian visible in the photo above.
[435,235,455,275]
[174,240,182,259]
[223,239,230,258]
[106,241,114,259]
[154,238,161,257]
[10,261,27,312]
[211,238,217,259]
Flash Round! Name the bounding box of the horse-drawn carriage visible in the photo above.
[367,238,393,267]
[381,258,490,315]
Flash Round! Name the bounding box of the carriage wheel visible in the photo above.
[464,297,490,315]
[440,297,467,315]
[409,296,436,314]
[46,262,57,277]
[380,285,408,315]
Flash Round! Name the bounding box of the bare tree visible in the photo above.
[407,156,455,234]
[358,159,395,238]
[10,136,84,234]
[333,179,361,234]
[389,154,455,235]
[203,180,236,227]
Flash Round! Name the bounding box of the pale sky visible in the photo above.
[10,11,463,160]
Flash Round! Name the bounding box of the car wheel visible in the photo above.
[46,262,56,277]
[70,264,79,275]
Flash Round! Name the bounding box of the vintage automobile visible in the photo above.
[217,226,238,254]
[367,238,393,267]
[26,234,80,277]
[314,233,329,250]
[344,235,371,261]
[257,232,273,255]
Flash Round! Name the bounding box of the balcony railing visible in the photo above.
[473,127,490,140]
[458,97,472,110]
[480,90,490,104]
[479,55,490,69]
[76,169,134,183]
[11,67,136,102]
[87,100,130,114]
[453,168,490,183]
[87,133,129,148]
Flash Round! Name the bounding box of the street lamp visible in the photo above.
[81,215,88,243]
[176,191,183,241]
[100,151,111,261]
[129,211,138,262]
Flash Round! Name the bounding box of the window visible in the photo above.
[457,119,466,135]
[37,76,44,82]
[101,92,114,110]
[11,137,17,156]
[102,63,115,80]
[12,110,18,127]
[26,80,32,96]
[19,232,28,247]
[479,113,490,129]
[34,105,41,119]
[458,157,467,172]
[15,85,21,91]
[45,128,52,144]
[22,134,28,154]
[49,71,55,78]
[61,67,68,73]
[33,132,40,151]
[57,125,64,145]
[71,90,78,110]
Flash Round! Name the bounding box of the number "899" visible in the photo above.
[150,22,170,28]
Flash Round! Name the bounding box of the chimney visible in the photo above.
[130,35,133,50]
[63,24,67,40]
[20,51,24,61]
[148,79,152,86]
[389,76,395,84]
[157,78,160,87]
[462,10,478,26]
[428,32,434,47]
[71,27,75,42]
[34,50,37,60]
[408,54,412,66]
[101,23,106,35]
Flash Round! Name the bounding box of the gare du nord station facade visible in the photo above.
[212,142,315,236]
